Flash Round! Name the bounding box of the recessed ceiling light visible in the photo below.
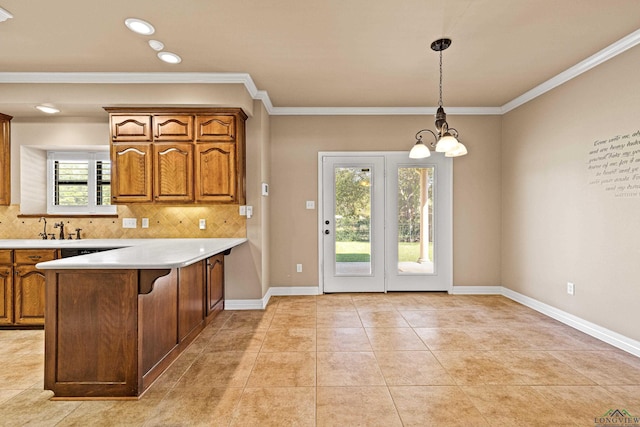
[0,7,13,22]
[157,51,182,64]
[148,40,164,51]
[124,18,155,35]
[35,105,60,114]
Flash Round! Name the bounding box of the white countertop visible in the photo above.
[0,239,150,249]
[8,238,248,270]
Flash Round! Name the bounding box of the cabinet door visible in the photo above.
[154,115,194,141]
[111,143,153,203]
[111,115,152,142]
[0,114,11,206]
[153,143,194,202]
[195,143,237,202]
[0,265,13,325]
[14,266,46,325]
[206,254,224,315]
[195,115,236,142]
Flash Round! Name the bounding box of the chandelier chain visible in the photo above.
[438,49,443,107]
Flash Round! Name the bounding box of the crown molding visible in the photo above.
[268,106,503,116]
[501,28,640,114]
[0,28,637,117]
[0,7,13,22]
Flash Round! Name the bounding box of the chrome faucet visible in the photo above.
[38,217,48,239]
[54,221,66,240]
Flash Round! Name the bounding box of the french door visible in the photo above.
[319,152,452,293]
[321,156,385,293]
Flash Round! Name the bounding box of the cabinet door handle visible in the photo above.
[28,255,42,260]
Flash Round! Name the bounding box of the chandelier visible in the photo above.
[409,38,467,158]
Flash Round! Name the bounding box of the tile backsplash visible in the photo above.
[0,204,246,239]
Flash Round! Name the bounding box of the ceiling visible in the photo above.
[1,0,640,118]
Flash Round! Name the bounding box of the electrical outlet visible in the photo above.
[199,219,206,230]
[296,264,302,273]
[122,218,137,228]
[141,218,149,228]
[239,205,246,216]
[567,282,575,295]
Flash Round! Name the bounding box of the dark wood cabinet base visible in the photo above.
[44,258,224,399]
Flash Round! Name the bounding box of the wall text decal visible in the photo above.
[587,130,640,198]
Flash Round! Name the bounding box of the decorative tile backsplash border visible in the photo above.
[0,205,246,239]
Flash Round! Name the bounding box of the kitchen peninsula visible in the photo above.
[35,238,246,399]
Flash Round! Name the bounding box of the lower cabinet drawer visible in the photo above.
[0,250,12,264]
[14,249,58,264]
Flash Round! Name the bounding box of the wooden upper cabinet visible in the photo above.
[196,115,237,142]
[153,115,194,141]
[0,113,12,206]
[195,143,236,203]
[111,115,152,142]
[111,143,153,203]
[106,108,246,205]
[153,142,194,202]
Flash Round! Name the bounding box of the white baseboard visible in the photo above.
[501,287,640,358]
[225,289,271,310]
[225,284,640,358]
[269,286,320,296]
[450,286,502,295]
[224,286,319,310]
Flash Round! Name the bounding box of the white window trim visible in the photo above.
[46,151,117,215]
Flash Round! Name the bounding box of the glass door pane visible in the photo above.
[397,167,434,275]
[334,166,372,276]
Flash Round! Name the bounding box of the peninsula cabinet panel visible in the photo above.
[0,112,12,206]
[0,266,12,325]
[111,143,153,203]
[206,254,224,315]
[195,142,237,203]
[139,269,178,376]
[111,115,152,142]
[45,270,139,397]
[153,142,194,202]
[195,115,237,142]
[153,115,194,141]
[178,261,205,342]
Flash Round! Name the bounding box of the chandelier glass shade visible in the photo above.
[409,38,467,159]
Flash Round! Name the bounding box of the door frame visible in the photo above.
[317,151,453,294]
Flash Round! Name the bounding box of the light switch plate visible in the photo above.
[262,182,269,196]
[199,219,206,230]
[246,206,253,218]
[141,218,149,228]
[239,205,246,216]
[306,201,315,209]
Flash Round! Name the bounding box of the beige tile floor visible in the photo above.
[1,293,640,426]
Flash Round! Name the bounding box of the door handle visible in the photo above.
[324,230,330,235]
